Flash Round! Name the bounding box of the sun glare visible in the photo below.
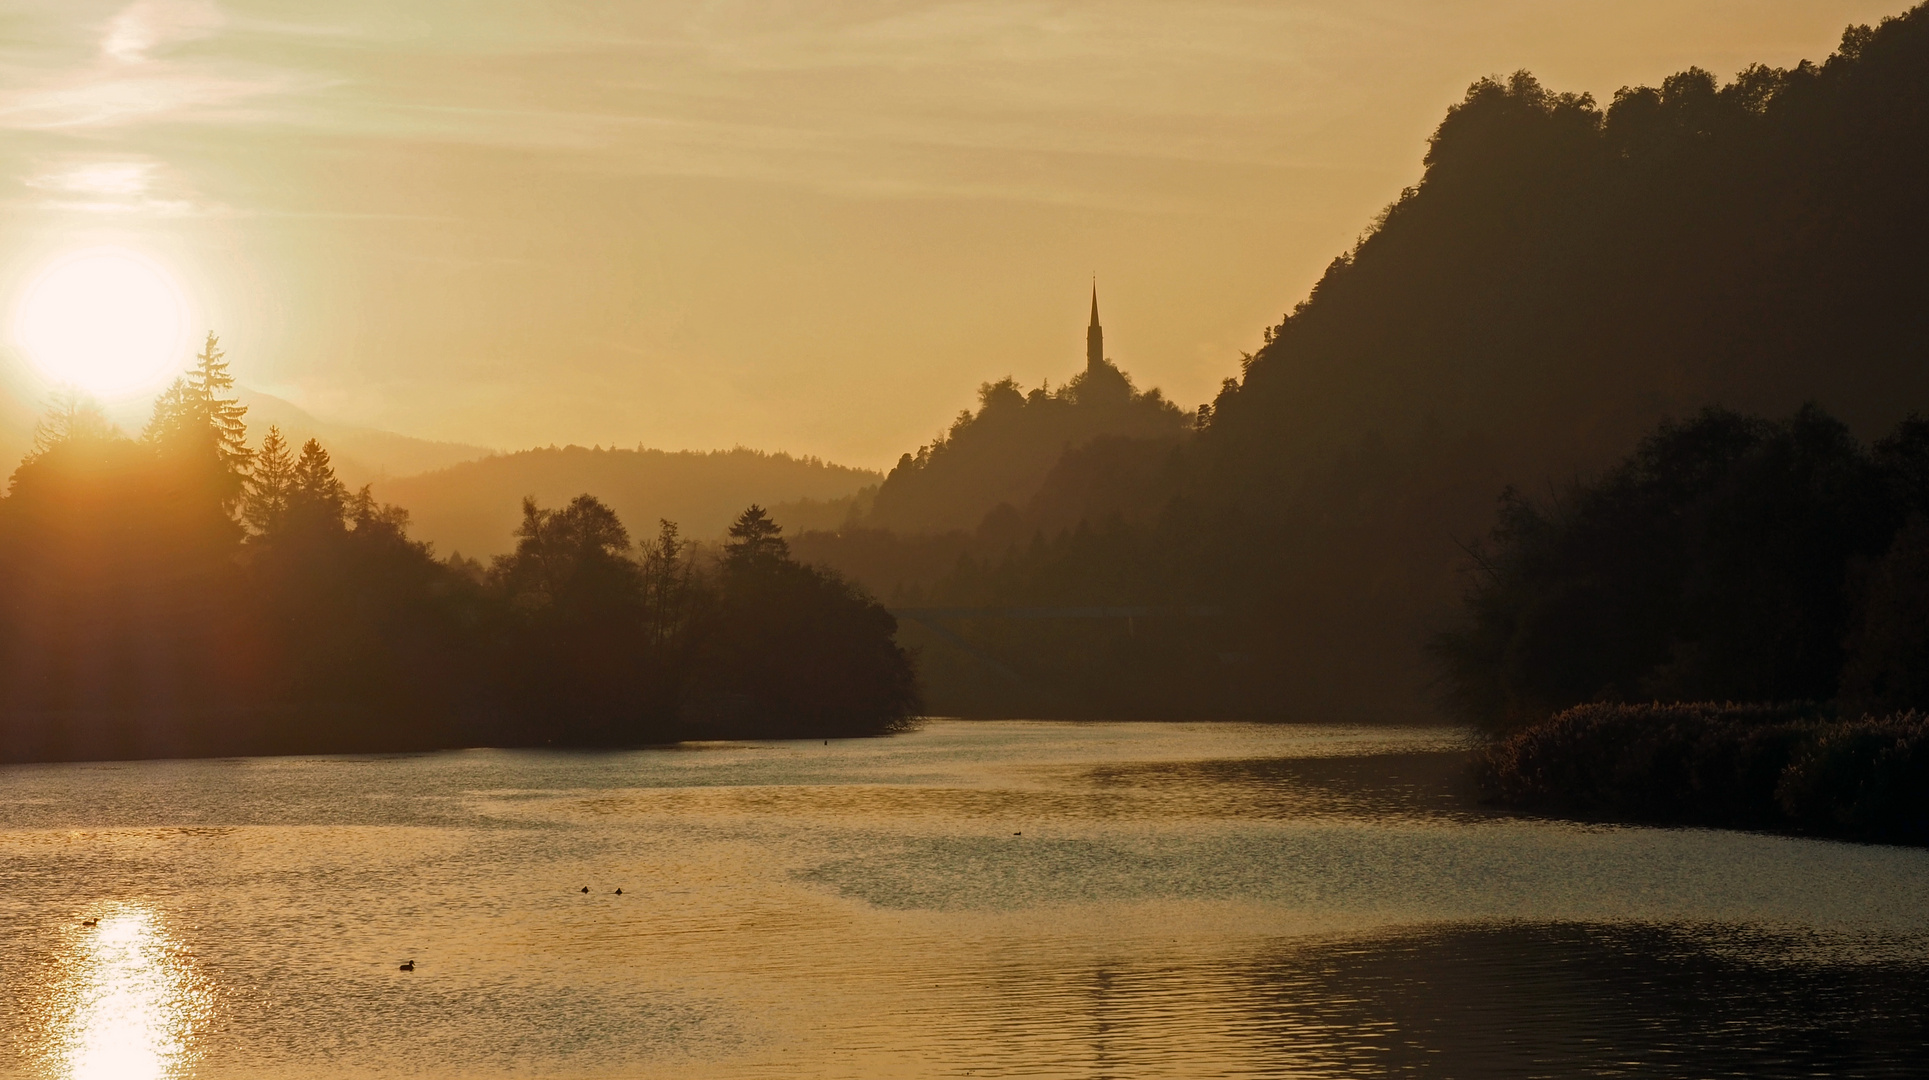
[12,247,192,397]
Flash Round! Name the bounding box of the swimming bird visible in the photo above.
[80,917,97,927]
[581,886,590,893]
[399,960,414,972]
[614,888,622,895]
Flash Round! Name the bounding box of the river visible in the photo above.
[0,720,1922,1078]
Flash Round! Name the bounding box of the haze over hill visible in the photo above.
[234,389,496,487]
[379,446,881,559]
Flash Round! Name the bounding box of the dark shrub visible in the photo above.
[1778,713,1929,841]
[1478,701,1820,823]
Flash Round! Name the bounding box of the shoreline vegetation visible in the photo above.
[1478,703,1929,843]
[1440,405,1929,843]
[0,339,918,764]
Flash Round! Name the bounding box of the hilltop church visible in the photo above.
[1078,286,1132,404]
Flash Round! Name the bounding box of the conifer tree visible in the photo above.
[244,425,295,536]
[290,438,348,526]
[189,334,251,476]
[724,505,788,571]
[143,332,252,514]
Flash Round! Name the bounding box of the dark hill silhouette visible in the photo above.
[863,363,1191,535]
[379,445,880,558]
[788,362,1192,596]
[893,7,1929,722]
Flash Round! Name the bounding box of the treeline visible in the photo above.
[0,338,916,763]
[804,6,1929,722]
[1435,406,1929,731]
[1438,405,1929,840]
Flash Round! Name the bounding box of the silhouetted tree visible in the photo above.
[696,506,918,736]
[244,425,294,536]
[724,504,787,570]
[289,438,348,529]
[144,333,251,514]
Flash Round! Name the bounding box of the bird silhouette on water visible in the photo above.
[581,886,589,893]
[80,917,97,927]
[614,888,622,895]
[399,960,415,972]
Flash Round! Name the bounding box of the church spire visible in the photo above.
[1086,282,1103,374]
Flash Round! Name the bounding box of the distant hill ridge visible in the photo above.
[235,388,497,486]
[378,445,881,559]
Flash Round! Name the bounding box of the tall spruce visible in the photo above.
[143,332,252,514]
[290,439,348,526]
[245,425,295,536]
[190,334,251,475]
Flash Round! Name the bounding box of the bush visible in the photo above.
[1477,701,1819,824]
[1777,712,1929,841]
[1482,702,1929,842]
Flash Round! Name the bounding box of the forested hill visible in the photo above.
[1208,13,1929,482]
[379,445,879,558]
[862,361,1191,535]
[902,8,1929,722]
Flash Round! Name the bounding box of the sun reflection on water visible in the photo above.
[44,904,214,1080]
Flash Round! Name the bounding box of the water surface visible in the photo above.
[0,721,1923,1078]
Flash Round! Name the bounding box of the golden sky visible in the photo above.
[0,0,1900,467]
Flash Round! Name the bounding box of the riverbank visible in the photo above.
[1478,702,1929,844]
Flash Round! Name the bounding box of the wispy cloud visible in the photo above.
[18,156,212,216]
[0,0,315,130]
[101,0,224,63]
[28,159,157,196]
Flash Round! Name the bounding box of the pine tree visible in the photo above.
[188,333,251,476]
[142,332,252,514]
[244,425,295,536]
[724,505,788,571]
[290,438,348,527]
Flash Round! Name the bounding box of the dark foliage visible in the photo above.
[862,369,1187,535]
[689,507,919,736]
[1778,712,1929,840]
[1433,406,1929,732]
[1477,701,1821,824]
[0,362,918,763]
[1480,702,1929,842]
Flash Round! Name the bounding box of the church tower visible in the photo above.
[1086,284,1104,374]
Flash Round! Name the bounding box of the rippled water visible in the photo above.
[0,721,1923,1078]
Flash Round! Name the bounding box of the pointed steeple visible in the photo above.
[1086,281,1103,374]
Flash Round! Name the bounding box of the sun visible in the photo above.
[12,247,193,397]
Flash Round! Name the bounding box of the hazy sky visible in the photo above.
[0,0,1900,467]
